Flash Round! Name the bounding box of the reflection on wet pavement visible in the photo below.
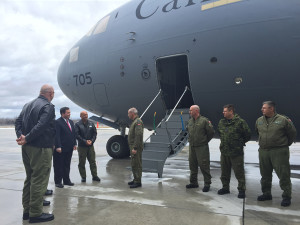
[0,128,299,225]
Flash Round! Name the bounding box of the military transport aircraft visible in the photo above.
[58,0,300,176]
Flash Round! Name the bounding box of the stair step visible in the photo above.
[142,108,190,178]
[165,115,189,121]
[149,135,176,143]
[143,155,170,160]
[167,108,190,114]
[160,122,186,129]
[154,128,181,136]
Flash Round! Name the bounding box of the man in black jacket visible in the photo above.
[15,84,55,223]
[53,107,77,188]
[75,111,100,182]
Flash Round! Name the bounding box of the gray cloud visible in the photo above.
[0,0,130,119]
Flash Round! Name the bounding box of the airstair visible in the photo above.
[140,87,190,178]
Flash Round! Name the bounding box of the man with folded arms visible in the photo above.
[75,111,100,182]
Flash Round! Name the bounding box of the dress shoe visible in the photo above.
[81,178,86,182]
[43,200,50,206]
[44,189,53,196]
[130,183,142,188]
[64,182,74,186]
[55,183,64,188]
[238,191,246,199]
[281,198,291,207]
[29,213,54,223]
[128,180,134,185]
[218,188,230,195]
[92,176,101,182]
[23,213,29,220]
[186,183,199,189]
[202,186,210,192]
[257,194,272,201]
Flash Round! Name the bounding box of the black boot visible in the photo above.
[92,176,101,182]
[23,213,29,220]
[257,194,272,201]
[128,180,134,185]
[43,200,50,206]
[130,183,142,188]
[186,183,199,189]
[218,188,230,195]
[202,186,210,192]
[238,191,246,199]
[281,198,291,207]
[29,213,54,223]
[44,189,53,196]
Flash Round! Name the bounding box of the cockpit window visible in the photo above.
[93,15,110,35]
[86,15,110,37]
[69,47,79,63]
[86,24,97,37]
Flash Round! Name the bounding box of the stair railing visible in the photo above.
[144,86,190,146]
[166,86,189,122]
[165,86,189,149]
[140,89,161,119]
[141,89,162,143]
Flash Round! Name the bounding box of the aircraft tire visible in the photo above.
[106,135,130,158]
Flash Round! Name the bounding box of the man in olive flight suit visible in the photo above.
[127,107,144,188]
[15,84,55,223]
[256,101,297,207]
[217,104,251,198]
[75,111,101,183]
[186,105,215,192]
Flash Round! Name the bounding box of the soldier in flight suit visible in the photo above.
[127,107,144,188]
[217,104,251,198]
[75,111,101,183]
[256,101,297,207]
[186,105,215,192]
[15,84,55,223]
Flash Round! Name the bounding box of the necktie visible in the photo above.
[66,119,72,131]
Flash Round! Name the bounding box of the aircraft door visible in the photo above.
[156,55,194,109]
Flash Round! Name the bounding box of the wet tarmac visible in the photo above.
[0,128,299,225]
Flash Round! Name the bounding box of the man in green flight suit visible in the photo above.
[75,111,101,183]
[127,107,144,188]
[217,104,251,198]
[15,84,55,223]
[186,105,215,192]
[256,101,297,207]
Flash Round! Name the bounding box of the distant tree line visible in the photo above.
[0,118,98,126]
[0,118,17,126]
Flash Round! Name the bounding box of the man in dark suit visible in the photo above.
[54,107,77,188]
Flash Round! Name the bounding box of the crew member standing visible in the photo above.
[256,101,297,207]
[15,84,55,223]
[75,111,101,182]
[127,107,144,188]
[186,105,215,192]
[217,104,251,198]
[53,107,77,188]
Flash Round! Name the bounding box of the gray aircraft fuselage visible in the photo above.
[58,0,300,140]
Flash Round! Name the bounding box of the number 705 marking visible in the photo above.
[73,72,92,86]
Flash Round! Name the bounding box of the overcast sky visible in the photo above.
[0,0,131,119]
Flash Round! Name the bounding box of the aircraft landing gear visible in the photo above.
[106,135,130,158]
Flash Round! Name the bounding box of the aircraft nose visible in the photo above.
[57,45,80,97]
[57,53,70,96]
